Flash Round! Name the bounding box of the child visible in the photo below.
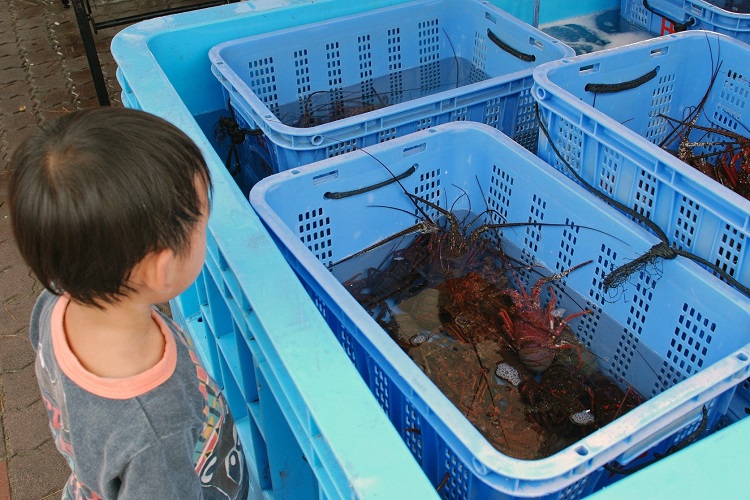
[8,108,249,499]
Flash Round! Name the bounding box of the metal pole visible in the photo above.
[533,0,540,27]
[71,0,110,106]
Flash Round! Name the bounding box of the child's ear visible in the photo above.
[137,248,177,294]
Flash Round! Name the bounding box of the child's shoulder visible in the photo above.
[32,288,60,314]
[29,289,61,351]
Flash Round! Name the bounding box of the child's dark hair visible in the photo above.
[8,107,212,307]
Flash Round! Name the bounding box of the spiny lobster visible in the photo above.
[497,261,593,373]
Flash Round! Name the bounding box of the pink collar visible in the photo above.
[51,295,178,399]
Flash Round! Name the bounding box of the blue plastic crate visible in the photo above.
[208,0,574,175]
[621,0,750,41]
[111,2,441,498]
[250,121,750,499]
[533,31,750,297]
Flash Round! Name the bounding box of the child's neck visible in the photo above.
[63,298,166,378]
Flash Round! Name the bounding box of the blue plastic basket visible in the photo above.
[208,0,574,175]
[250,121,750,499]
[111,2,442,498]
[533,31,750,302]
[621,0,750,41]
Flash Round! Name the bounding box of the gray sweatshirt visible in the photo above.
[29,290,249,499]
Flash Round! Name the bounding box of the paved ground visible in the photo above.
[0,0,199,498]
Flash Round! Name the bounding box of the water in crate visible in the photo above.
[195,109,274,197]
[329,208,646,460]
[541,9,653,55]
[271,57,491,128]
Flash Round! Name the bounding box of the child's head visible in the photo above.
[8,107,212,307]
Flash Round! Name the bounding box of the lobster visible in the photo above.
[496,261,593,373]
[656,63,750,200]
[435,271,509,344]
[496,361,644,452]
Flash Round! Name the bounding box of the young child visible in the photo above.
[8,108,249,499]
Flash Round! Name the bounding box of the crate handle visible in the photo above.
[605,405,708,475]
[487,29,535,62]
[642,0,696,32]
[584,67,658,94]
[324,165,416,200]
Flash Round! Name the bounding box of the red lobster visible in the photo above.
[498,261,593,373]
[674,125,750,197]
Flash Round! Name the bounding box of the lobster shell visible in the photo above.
[517,342,556,373]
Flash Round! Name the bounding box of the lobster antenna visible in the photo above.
[355,146,437,224]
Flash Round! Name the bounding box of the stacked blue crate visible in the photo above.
[533,29,750,423]
[112,1,440,498]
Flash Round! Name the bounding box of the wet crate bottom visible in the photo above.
[327,234,648,462]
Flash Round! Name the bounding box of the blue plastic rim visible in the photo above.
[208,0,575,172]
[250,121,750,498]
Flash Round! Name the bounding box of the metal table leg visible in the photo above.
[64,0,234,107]
[69,0,111,106]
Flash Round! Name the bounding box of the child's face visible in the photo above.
[171,177,210,297]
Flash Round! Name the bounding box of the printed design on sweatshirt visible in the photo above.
[171,322,246,497]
